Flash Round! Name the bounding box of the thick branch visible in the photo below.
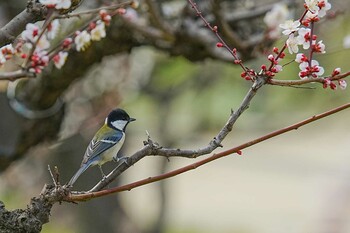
[0,0,83,46]
[0,183,68,232]
[0,9,43,46]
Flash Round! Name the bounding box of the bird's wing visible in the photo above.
[82,129,124,165]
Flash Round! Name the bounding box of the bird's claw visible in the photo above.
[115,156,130,166]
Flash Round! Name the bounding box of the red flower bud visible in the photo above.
[216,42,224,48]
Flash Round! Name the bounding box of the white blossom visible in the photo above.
[264,3,289,30]
[39,0,71,9]
[36,34,50,51]
[39,0,57,6]
[297,28,311,49]
[318,0,331,18]
[279,20,300,35]
[1,44,15,54]
[53,51,68,69]
[314,40,326,53]
[0,44,15,65]
[22,23,40,43]
[74,30,91,52]
[91,21,106,41]
[339,79,347,90]
[47,19,60,39]
[299,59,324,78]
[275,65,283,72]
[56,0,71,9]
[295,53,308,63]
[343,35,350,49]
[286,34,299,54]
[304,0,319,13]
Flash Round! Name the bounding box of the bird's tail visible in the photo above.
[67,163,90,187]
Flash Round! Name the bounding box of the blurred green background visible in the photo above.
[0,0,350,233]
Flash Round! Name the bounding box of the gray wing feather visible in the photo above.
[82,130,123,165]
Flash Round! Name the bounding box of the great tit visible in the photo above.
[68,108,135,186]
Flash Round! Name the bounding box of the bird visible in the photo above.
[67,108,135,186]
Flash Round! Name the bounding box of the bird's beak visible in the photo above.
[129,117,136,122]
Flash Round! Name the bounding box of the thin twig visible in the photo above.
[187,0,248,72]
[56,1,134,19]
[269,71,350,87]
[210,1,247,51]
[48,165,58,186]
[144,0,174,39]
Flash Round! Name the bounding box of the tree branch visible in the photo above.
[0,0,83,46]
[144,0,174,39]
[0,9,44,46]
[68,101,350,202]
[0,69,35,81]
[269,71,350,86]
[71,76,267,192]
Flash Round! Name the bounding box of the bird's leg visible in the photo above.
[113,156,130,166]
[98,166,111,188]
[98,165,106,180]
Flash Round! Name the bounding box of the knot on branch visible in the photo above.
[211,137,223,148]
[252,75,268,91]
[143,131,162,152]
[26,0,47,17]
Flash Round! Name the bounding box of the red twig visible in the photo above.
[269,71,350,86]
[308,21,315,66]
[68,102,350,202]
[187,0,248,73]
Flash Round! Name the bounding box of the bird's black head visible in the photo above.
[106,108,136,131]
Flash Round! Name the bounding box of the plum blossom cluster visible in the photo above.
[0,9,117,75]
[262,0,346,90]
[276,1,330,75]
[279,1,330,55]
[20,19,65,73]
[323,68,347,90]
[280,20,326,56]
[295,53,324,79]
[74,10,111,52]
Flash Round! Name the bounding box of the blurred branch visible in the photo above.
[0,69,35,81]
[210,0,247,51]
[144,0,174,38]
[56,1,134,19]
[68,101,350,201]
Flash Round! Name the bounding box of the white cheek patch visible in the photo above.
[111,120,128,131]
